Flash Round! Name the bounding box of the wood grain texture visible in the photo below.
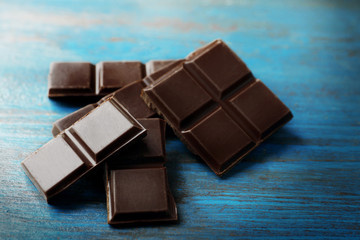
[0,0,359,239]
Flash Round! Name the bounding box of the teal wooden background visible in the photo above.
[0,0,359,239]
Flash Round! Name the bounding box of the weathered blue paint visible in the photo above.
[0,0,359,239]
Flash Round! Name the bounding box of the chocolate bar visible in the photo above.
[48,61,144,97]
[52,60,182,135]
[21,97,146,200]
[105,119,177,225]
[48,60,177,98]
[142,39,293,176]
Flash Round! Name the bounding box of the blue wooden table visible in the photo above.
[1,0,359,239]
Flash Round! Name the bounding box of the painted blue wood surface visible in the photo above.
[0,0,359,239]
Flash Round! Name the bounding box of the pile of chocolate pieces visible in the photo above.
[21,39,292,225]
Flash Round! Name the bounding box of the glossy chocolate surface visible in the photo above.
[142,39,293,176]
[110,118,166,165]
[107,167,177,224]
[96,61,145,95]
[105,118,177,225]
[48,62,96,96]
[145,60,179,75]
[21,98,146,200]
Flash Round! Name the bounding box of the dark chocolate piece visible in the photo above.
[48,62,96,96]
[124,119,166,163]
[143,60,185,86]
[145,60,179,75]
[96,61,145,95]
[108,118,166,166]
[142,39,293,176]
[107,167,177,225]
[111,81,155,119]
[52,81,156,135]
[105,118,177,225]
[21,97,146,200]
[48,61,144,97]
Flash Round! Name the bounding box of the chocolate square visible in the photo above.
[48,62,95,97]
[97,61,144,94]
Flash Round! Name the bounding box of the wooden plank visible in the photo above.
[0,0,359,239]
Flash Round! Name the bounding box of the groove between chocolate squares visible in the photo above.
[141,88,286,176]
[183,62,260,141]
[141,89,201,160]
[63,129,97,167]
[142,90,231,175]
